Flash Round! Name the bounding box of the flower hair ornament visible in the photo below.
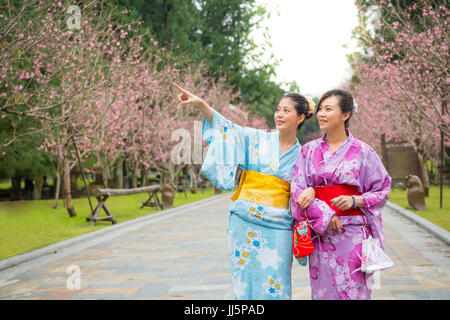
[305,96,316,115]
[353,99,358,114]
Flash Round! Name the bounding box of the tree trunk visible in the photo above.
[122,158,129,189]
[63,157,76,217]
[417,152,430,197]
[102,167,109,189]
[174,170,179,192]
[132,161,139,188]
[24,177,33,200]
[142,167,149,186]
[33,173,43,200]
[188,164,197,193]
[70,172,79,198]
[52,170,61,209]
[10,177,22,201]
[95,172,103,186]
[164,0,169,47]
[113,158,123,189]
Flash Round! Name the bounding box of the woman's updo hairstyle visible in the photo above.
[283,93,314,131]
[317,89,355,129]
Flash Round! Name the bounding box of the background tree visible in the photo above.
[107,0,301,125]
[347,0,449,203]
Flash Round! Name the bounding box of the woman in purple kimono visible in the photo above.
[290,89,391,300]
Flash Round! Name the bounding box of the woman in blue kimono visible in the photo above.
[173,83,316,299]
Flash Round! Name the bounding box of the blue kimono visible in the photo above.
[202,109,301,300]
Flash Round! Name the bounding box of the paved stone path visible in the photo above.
[0,194,449,300]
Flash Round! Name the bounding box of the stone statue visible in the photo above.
[404,174,427,211]
[162,182,176,209]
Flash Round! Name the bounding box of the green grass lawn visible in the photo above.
[0,188,220,261]
[388,185,449,231]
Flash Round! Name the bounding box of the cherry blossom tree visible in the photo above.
[1,0,148,216]
[0,0,269,217]
[349,0,449,195]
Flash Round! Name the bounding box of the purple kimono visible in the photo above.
[290,130,391,300]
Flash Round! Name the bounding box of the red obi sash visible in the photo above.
[314,185,362,216]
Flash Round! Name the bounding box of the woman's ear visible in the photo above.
[342,111,351,122]
[297,113,306,126]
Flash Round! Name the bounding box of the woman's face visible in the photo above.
[317,95,350,132]
[274,98,304,131]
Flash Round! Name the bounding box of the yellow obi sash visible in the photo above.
[230,170,290,209]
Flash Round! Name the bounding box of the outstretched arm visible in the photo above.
[173,82,214,123]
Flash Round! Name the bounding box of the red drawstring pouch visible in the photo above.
[292,203,314,258]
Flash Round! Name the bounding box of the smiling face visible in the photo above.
[316,95,351,132]
[274,97,304,132]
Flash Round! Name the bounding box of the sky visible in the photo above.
[251,0,360,97]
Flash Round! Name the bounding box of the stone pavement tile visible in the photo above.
[399,256,433,266]
[0,292,50,299]
[418,280,450,290]
[129,283,170,298]
[130,295,190,300]
[98,263,129,271]
[116,272,164,285]
[380,269,402,279]
[381,285,425,293]
[80,278,128,285]
[179,272,222,283]
[426,290,450,300]
[371,289,396,300]
[41,264,72,274]
[183,291,227,300]
[210,272,231,278]
[38,286,89,300]
[70,248,107,260]
[222,288,234,300]
[70,292,136,300]
[34,283,72,291]
[391,290,430,299]
[390,246,433,266]
[83,270,117,278]
[372,296,396,300]
[12,271,46,280]
[0,279,28,294]
[79,260,105,268]
[409,266,448,281]
[381,279,421,286]
[0,278,48,296]
[81,287,141,295]
[166,283,231,300]
[168,284,230,293]
[204,278,233,286]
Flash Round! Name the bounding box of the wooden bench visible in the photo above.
[86,185,163,226]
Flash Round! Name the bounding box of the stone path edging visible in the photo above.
[386,201,450,246]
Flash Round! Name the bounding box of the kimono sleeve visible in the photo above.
[358,147,391,250]
[201,109,248,191]
[360,148,392,218]
[290,146,336,234]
